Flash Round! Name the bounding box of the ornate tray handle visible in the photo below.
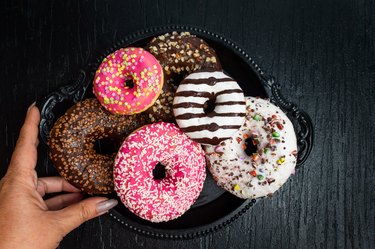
[262,76,314,167]
[37,70,90,144]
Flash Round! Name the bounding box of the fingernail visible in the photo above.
[96,199,118,214]
[27,101,36,114]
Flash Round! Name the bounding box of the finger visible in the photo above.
[53,197,118,234]
[36,177,81,197]
[45,192,83,211]
[9,105,40,173]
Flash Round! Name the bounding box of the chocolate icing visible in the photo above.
[49,98,148,194]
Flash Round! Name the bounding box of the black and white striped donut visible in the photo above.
[172,71,246,145]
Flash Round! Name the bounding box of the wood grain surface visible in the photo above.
[1,0,374,248]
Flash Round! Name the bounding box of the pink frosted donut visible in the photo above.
[93,47,163,114]
[114,122,206,222]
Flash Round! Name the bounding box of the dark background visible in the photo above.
[1,0,374,248]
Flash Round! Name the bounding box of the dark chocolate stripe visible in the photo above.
[192,137,231,145]
[173,102,205,108]
[174,91,212,98]
[216,89,243,96]
[215,101,246,106]
[175,112,246,120]
[184,77,234,85]
[174,89,243,98]
[180,123,241,133]
[173,101,246,109]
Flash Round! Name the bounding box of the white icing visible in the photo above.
[173,96,207,104]
[175,116,245,128]
[176,81,240,92]
[186,71,230,79]
[204,97,298,199]
[174,104,246,114]
[173,92,244,105]
[185,129,243,140]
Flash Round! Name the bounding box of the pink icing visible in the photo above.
[93,47,163,114]
[114,122,206,222]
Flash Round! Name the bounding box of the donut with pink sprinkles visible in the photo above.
[114,122,206,222]
[93,47,163,115]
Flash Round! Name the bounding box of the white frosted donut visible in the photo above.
[173,71,246,145]
[204,97,298,199]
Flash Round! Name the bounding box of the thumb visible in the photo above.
[54,197,118,234]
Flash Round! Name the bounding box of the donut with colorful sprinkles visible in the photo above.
[93,47,163,115]
[114,122,206,222]
[204,97,298,199]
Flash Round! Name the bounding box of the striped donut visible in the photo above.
[172,71,246,145]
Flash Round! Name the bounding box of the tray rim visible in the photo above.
[36,24,314,240]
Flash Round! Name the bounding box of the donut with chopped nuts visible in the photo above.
[145,32,222,123]
[49,98,148,194]
[114,122,206,222]
[204,97,298,199]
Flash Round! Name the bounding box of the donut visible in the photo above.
[49,98,148,194]
[173,70,246,145]
[93,47,163,115]
[114,122,206,222]
[204,97,298,199]
[145,32,222,122]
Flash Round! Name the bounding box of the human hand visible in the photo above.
[0,104,118,249]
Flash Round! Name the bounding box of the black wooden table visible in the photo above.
[1,0,374,248]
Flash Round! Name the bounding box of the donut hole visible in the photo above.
[244,137,258,156]
[153,162,166,180]
[203,98,216,114]
[93,137,118,155]
[124,79,135,89]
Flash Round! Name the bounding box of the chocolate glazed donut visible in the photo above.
[49,98,148,194]
[145,32,222,123]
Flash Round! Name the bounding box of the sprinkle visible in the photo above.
[272,131,280,138]
[267,178,276,184]
[263,148,269,154]
[233,184,241,191]
[252,153,259,161]
[250,170,257,177]
[292,150,298,157]
[214,145,224,154]
[253,114,261,121]
[277,156,286,165]
[257,175,264,180]
[243,134,249,139]
[277,123,284,130]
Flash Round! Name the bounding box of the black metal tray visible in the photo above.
[37,25,313,240]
